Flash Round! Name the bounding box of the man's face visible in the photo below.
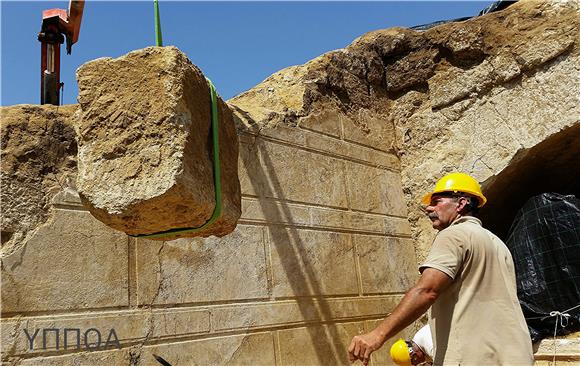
[409,341,426,365]
[424,194,464,230]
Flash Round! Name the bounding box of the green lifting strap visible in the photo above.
[133,78,223,239]
[154,0,163,46]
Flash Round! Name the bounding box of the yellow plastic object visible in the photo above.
[390,339,412,366]
[422,172,487,207]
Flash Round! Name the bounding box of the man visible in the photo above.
[348,172,533,366]
[390,324,433,366]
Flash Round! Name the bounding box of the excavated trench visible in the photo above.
[480,123,580,240]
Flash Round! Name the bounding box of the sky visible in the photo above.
[1,1,493,106]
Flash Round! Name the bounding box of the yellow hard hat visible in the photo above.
[421,172,487,208]
[390,339,412,366]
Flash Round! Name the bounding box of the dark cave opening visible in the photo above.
[479,123,580,240]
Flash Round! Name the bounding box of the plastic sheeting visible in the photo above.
[505,193,580,343]
[410,0,517,31]
[478,0,517,16]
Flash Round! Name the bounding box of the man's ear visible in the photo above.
[456,197,469,213]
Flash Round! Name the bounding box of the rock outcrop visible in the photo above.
[75,46,241,240]
[0,105,78,251]
[229,0,580,260]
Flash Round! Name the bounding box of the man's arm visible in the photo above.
[347,268,452,365]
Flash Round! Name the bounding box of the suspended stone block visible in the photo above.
[75,46,241,240]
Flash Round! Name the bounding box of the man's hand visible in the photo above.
[347,330,383,365]
[347,268,450,365]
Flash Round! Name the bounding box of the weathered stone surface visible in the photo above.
[237,132,263,197]
[255,138,349,207]
[241,197,311,226]
[16,350,127,366]
[400,45,580,262]
[268,228,358,297]
[341,110,396,152]
[143,332,277,366]
[346,163,407,216]
[135,225,269,305]
[277,322,363,366]
[210,296,401,332]
[1,209,128,314]
[1,308,209,356]
[240,195,410,237]
[228,64,308,128]
[15,333,275,366]
[355,236,418,295]
[0,104,78,247]
[240,123,400,173]
[1,296,400,360]
[75,46,241,240]
[534,331,580,359]
[297,108,342,137]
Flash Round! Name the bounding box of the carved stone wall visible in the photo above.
[1,103,418,365]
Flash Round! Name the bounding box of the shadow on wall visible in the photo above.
[240,136,348,365]
[480,123,580,240]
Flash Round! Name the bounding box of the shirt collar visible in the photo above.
[450,215,482,227]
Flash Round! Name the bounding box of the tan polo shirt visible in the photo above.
[420,216,533,366]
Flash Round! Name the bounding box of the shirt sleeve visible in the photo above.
[419,227,466,280]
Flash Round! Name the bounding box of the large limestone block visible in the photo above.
[256,139,349,207]
[136,225,269,305]
[268,228,358,297]
[534,331,580,361]
[355,236,418,295]
[346,163,407,216]
[75,46,241,240]
[1,209,128,313]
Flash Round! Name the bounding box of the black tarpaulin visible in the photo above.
[505,193,580,343]
[410,0,517,31]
